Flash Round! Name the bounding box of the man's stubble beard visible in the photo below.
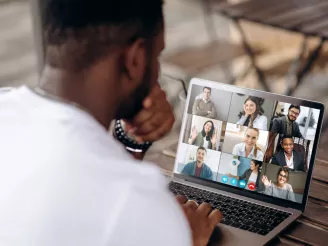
[115,53,153,120]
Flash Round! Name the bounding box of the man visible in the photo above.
[192,87,217,119]
[271,105,303,138]
[0,1,221,246]
[271,135,305,171]
[181,147,213,180]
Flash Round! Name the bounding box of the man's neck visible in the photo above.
[285,151,293,158]
[203,97,209,103]
[38,65,117,129]
[196,161,203,168]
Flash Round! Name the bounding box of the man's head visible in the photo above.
[281,135,294,155]
[203,87,211,101]
[196,147,206,164]
[42,0,164,121]
[288,105,301,122]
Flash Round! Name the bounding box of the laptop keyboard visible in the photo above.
[169,182,292,236]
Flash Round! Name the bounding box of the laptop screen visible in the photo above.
[174,78,324,205]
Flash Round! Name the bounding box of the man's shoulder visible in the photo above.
[274,116,285,122]
[186,161,195,166]
[194,98,202,104]
[203,163,211,169]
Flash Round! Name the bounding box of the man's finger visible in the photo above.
[135,115,174,142]
[142,83,163,108]
[176,195,188,205]
[134,111,167,135]
[183,200,198,210]
[197,202,213,216]
[208,209,222,226]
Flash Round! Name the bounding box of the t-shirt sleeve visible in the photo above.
[106,182,192,246]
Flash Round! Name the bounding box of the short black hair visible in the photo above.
[289,104,301,113]
[203,87,211,93]
[42,0,164,70]
[197,146,207,153]
[281,135,294,143]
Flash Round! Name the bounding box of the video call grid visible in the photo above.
[176,84,321,203]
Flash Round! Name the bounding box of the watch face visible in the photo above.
[120,120,137,141]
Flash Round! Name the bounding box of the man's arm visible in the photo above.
[107,184,192,246]
[122,83,175,160]
[181,163,191,175]
[192,99,208,116]
[207,103,217,119]
[294,123,304,138]
[271,118,280,133]
[270,154,281,166]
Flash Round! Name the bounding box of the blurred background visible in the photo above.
[0,0,327,158]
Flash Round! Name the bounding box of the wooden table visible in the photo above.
[208,0,328,95]
[145,130,328,245]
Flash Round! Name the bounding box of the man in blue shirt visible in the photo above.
[181,147,213,180]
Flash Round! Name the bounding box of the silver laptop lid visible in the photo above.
[173,78,325,212]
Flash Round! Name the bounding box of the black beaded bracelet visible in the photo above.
[113,120,152,153]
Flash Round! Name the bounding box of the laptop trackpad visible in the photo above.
[208,224,261,246]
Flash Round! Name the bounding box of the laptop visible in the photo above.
[168,78,325,246]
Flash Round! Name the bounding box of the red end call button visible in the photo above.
[248,182,255,191]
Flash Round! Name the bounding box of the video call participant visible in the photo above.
[188,120,217,150]
[228,159,262,190]
[271,135,305,171]
[271,105,303,138]
[262,167,296,202]
[237,96,268,130]
[192,87,217,119]
[181,147,213,180]
[232,127,264,161]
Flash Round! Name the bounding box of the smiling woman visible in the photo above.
[232,127,265,161]
[237,96,268,130]
[262,167,296,202]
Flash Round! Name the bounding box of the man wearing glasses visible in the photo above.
[271,105,303,138]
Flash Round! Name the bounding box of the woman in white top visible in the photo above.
[232,127,264,161]
[237,96,268,130]
[262,167,296,202]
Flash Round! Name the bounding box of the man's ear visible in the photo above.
[122,38,147,87]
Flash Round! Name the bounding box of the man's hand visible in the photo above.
[124,83,175,143]
[175,195,222,246]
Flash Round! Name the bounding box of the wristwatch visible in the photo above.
[113,120,152,153]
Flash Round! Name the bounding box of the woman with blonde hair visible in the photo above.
[237,96,267,130]
[232,127,264,161]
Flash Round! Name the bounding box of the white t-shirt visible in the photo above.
[0,86,191,246]
[203,137,209,148]
[284,153,294,169]
[248,172,258,184]
[232,143,264,161]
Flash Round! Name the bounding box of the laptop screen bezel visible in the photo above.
[173,78,325,212]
